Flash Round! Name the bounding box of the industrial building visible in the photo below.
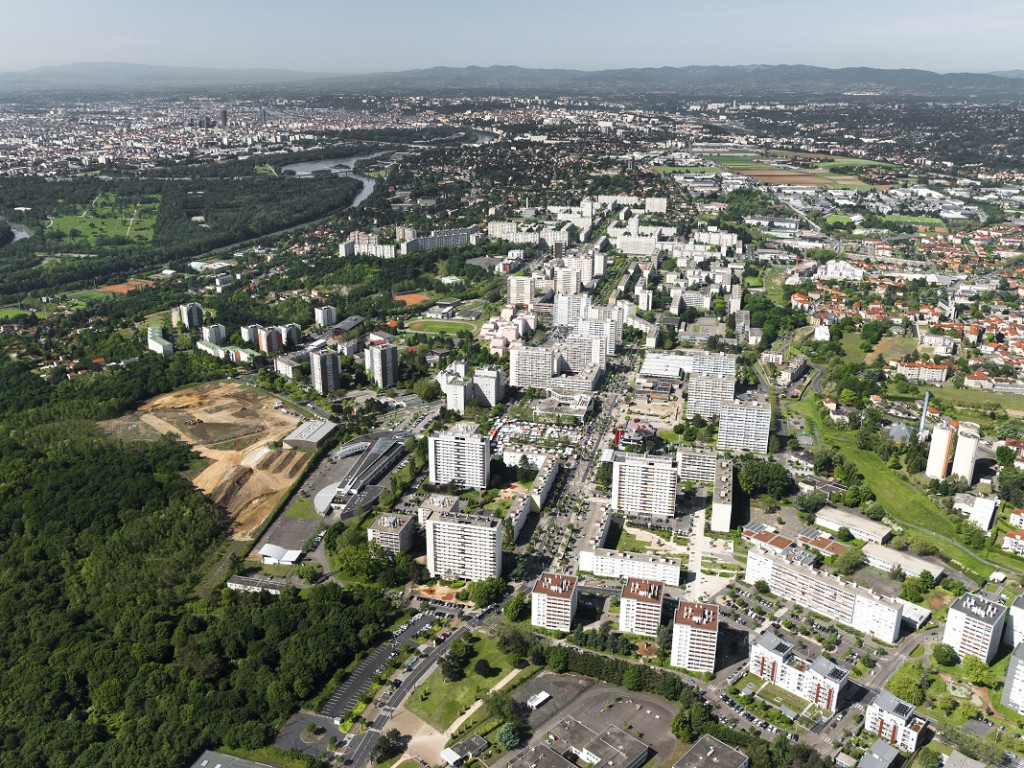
[926,423,955,480]
[814,507,892,544]
[951,429,980,485]
[282,420,337,450]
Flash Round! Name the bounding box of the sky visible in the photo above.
[4,0,1024,75]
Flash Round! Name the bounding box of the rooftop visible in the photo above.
[534,573,578,597]
[950,593,1006,625]
[870,691,914,719]
[283,419,337,444]
[674,601,719,630]
[622,578,664,604]
[190,750,274,768]
[672,735,748,768]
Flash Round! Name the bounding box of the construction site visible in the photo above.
[99,381,311,539]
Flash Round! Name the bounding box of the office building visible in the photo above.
[710,458,734,533]
[951,431,980,485]
[688,375,736,418]
[942,593,1006,664]
[815,507,892,544]
[750,632,849,712]
[610,451,678,520]
[717,401,771,454]
[314,305,337,326]
[746,546,903,642]
[579,548,682,586]
[179,302,203,329]
[365,343,399,388]
[619,578,664,637]
[532,573,578,632]
[202,323,226,345]
[309,348,341,395]
[424,509,501,581]
[429,421,490,490]
[865,691,928,753]
[367,513,415,554]
[1001,643,1024,715]
[474,366,506,408]
[926,424,955,480]
[671,601,719,673]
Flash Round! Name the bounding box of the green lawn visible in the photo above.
[405,633,514,730]
[926,386,1024,412]
[67,289,111,302]
[759,682,809,713]
[840,333,870,363]
[883,215,946,229]
[764,267,786,305]
[286,496,320,520]
[814,158,897,169]
[48,191,160,245]
[0,307,28,319]
[705,154,762,168]
[785,399,1019,580]
[825,214,854,224]
[408,319,480,334]
[653,165,720,175]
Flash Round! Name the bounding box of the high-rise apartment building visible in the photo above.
[554,266,581,296]
[671,601,719,673]
[1002,643,1024,715]
[509,346,555,388]
[257,327,283,354]
[750,632,849,712]
[424,510,501,581]
[367,513,415,554]
[619,578,664,637]
[951,430,980,485]
[309,349,341,395]
[926,424,955,480]
[201,324,226,345]
[507,275,535,306]
[532,573,578,632]
[429,421,490,490]
[314,305,337,326]
[610,452,678,520]
[745,546,902,642]
[865,691,928,753]
[687,375,736,418]
[717,401,771,454]
[179,302,203,329]
[942,593,1006,664]
[365,343,399,388]
[474,366,506,408]
[710,458,734,533]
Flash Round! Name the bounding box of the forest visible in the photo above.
[0,352,402,768]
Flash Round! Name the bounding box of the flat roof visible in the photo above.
[673,735,748,768]
[622,578,664,604]
[369,513,414,532]
[816,507,891,538]
[861,542,944,579]
[950,593,1006,625]
[190,750,274,768]
[674,601,719,631]
[284,420,337,444]
[534,573,578,598]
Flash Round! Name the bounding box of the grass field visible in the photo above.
[759,682,809,713]
[841,333,918,364]
[405,634,513,730]
[813,158,897,169]
[285,496,320,520]
[706,154,762,168]
[67,288,112,302]
[825,214,854,224]
[0,307,29,319]
[408,319,479,334]
[764,267,787,305]
[840,333,870,363]
[883,215,946,229]
[925,386,1024,412]
[653,165,720,175]
[786,398,1021,580]
[48,191,160,245]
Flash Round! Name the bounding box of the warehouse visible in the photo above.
[283,420,337,450]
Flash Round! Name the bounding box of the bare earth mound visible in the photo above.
[100,381,311,539]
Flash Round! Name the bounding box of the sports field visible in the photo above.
[408,319,478,333]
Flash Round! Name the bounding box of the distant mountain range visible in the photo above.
[3,62,1024,98]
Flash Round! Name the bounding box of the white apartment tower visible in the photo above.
[179,302,203,329]
[610,452,678,520]
[424,510,502,581]
[671,601,719,673]
[314,305,338,326]
[865,691,928,753]
[201,324,226,345]
[509,346,555,388]
[1002,643,1024,715]
[309,349,341,396]
[554,266,582,296]
[474,366,506,408]
[507,275,535,306]
[429,421,491,490]
[926,424,955,480]
[717,401,771,454]
[951,430,980,485]
[710,459,734,533]
[688,375,736,418]
[619,578,665,637]
[942,593,1007,664]
[365,343,399,388]
[532,573,578,632]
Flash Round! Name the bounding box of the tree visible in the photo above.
[496,721,521,750]
[833,548,866,575]
[505,591,528,623]
[795,491,827,516]
[371,729,404,764]
[483,689,517,720]
[497,623,533,665]
[439,653,465,681]
[918,747,942,768]
[836,526,854,542]
[622,665,643,691]
[960,655,996,687]
[932,643,959,667]
[448,638,472,667]
[754,579,771,595]
[467,577,507,607]
[474,658,494,677]
[996,445,1016,467]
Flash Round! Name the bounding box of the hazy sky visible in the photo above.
[4,0,1023,74]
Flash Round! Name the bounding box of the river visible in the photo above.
[280,151,390,208]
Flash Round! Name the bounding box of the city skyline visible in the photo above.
[2,0,1024,75]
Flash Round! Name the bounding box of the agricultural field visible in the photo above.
[99,381,309,539]
[47,191,160,245]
